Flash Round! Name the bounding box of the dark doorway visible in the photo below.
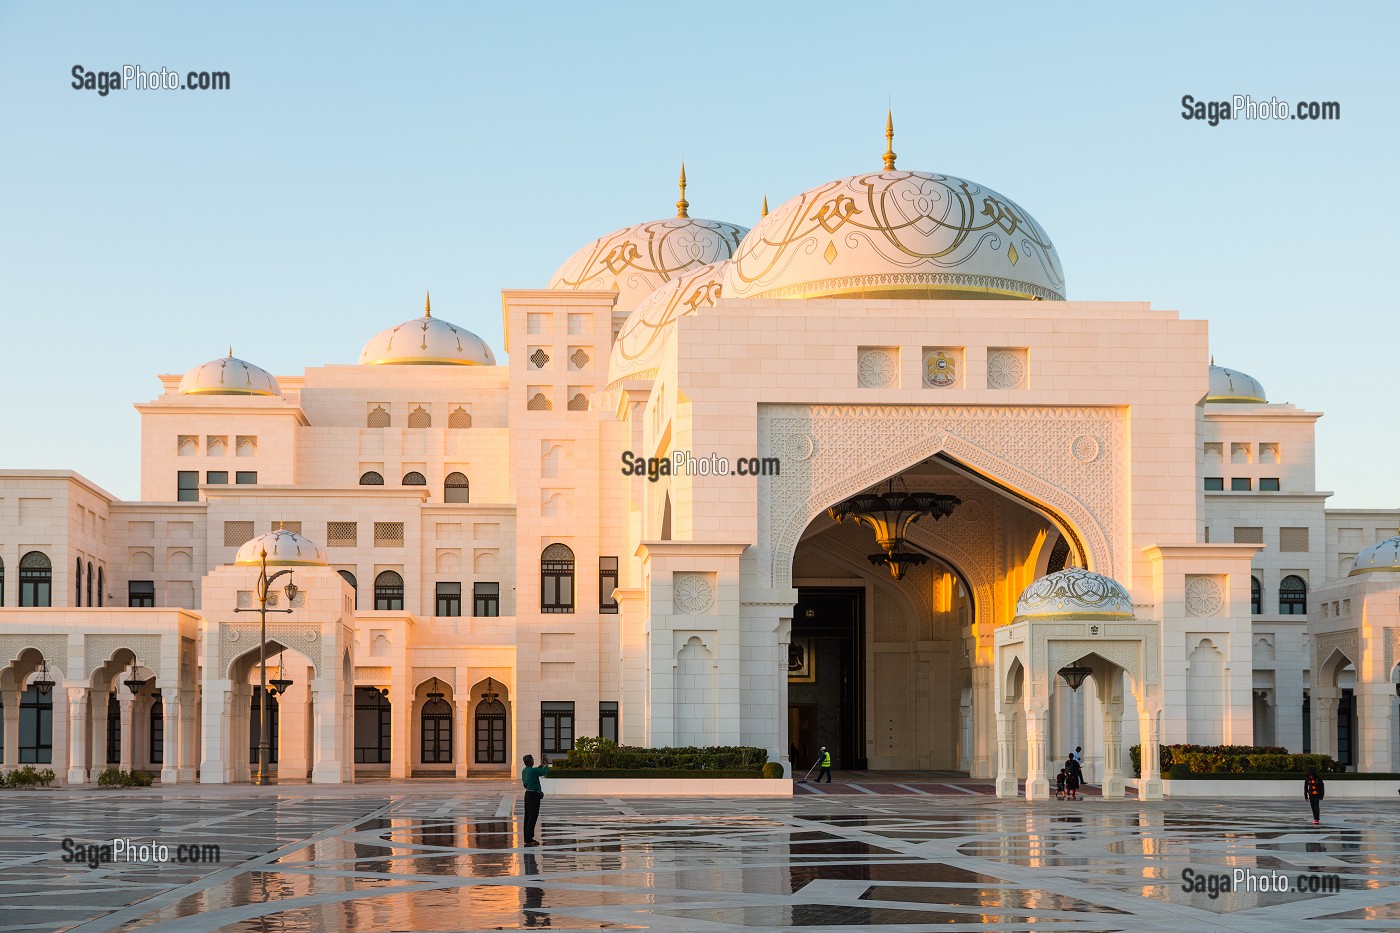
[1337,688,1356,768]
[789,587,866,770]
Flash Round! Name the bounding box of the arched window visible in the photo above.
[448,406,472,429]
[367,405,391,428]
[1279,575,1307,615]
[444,472,470,503]
[359,471,384,486]
[354,686,391,763]
[407,406,431,428]
[87,561,94,608]
[338,570,358,609]
[421,697,453,763]
[1251,577,1262,615]
[402,472,427,486]
[97,566,104,607]
[475,696,507,763]
[19,552,51,607]
[541,543,575,613]
[76,558,83,606]
[149,698,164,765]
[374,570,404,611]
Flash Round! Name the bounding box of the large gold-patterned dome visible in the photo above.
[547,166,747,315]
[726,116,1064,302]
[607,260,728,389]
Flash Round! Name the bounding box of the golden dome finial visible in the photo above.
[1210,354,1215,366]
[424,290,432,318]
[228,344,233,358]
[761,194,768,217]
[676,162,689,218]
[883,109,897,171]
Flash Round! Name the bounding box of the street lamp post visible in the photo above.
[233,546,300,785]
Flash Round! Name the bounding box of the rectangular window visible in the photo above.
[436,582,462,617]
[150,701,164,764]
[128,580,155,608]
[1280,527,1310,553]
[224,520,255,547]
[177,471,199,502]
[599,701,619,744]
[19,687,53,764]
[1234,527,1264,544]
[206,471,228,485]
[235,471,258,485]
[1230,477,1252,491]
[541,701,575,760]
[374,522,405,547]
[599,556,619,613]
[1204,477,1224,491]
[473,582,500,617]
[1260,477,1281,491]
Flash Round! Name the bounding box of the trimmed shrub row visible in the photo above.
[2,766,56,788]
[1131,744,1341,777]
[550,769,764,779]
[553,737,769,772]
[98,768,154,787]
[1164,771,1400,781]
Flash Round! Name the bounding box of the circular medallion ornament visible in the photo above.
[227,629,240,643]
[987,351,1025,389]
[1184,576,1224,617]
[673,574,715,614]
[1071,435,1101,463]
[237,591,252,609]
[783,433,815,462]
[858,350,896,388]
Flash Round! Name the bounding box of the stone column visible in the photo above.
[312,680,346,784]
[971,664,995,779]
[1312,694,1339,762]
[89,692,109,781]
[277,681,310,782]
[199,681,231,784]
[995,709,1018,798]
[66,688,89,784]
[179,690,198,782]
[1,691,19,772]
[118,694,134,772]
[1138,701,1163,800]
[455,697,471,779]
[1100,699,1124,798]
[160,690,180,785]
[1024,702,1051,800]
[1358,684,1392,773]
[390,684,411,780]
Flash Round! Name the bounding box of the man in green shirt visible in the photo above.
[521,754,550,845]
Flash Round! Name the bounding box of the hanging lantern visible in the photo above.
[32,659,56,697]
[427,676,445,702]
[1058,659,1093,692]
[828,478,960,581]
[124,661,149,695]
[268,650,293,695]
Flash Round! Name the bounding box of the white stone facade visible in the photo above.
[3,155,1399,786]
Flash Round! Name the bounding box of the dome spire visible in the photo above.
[883,109,897,171]
[761,194,768,217]
[676,162,689,218]
[228,345,233,358]
[424,290,432,318]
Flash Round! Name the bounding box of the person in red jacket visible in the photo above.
[1304,768,1325,825]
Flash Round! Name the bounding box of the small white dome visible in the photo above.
[607,260,729,389]
[547,167,747,315]
[1014,568,1134,621]
[1351,536,1400,576]
[234,529,328,567]
[1207,365,1267,403]
[359,294,495,366]
[179,352,280,396]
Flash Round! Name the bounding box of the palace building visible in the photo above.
[3,119,1397,797]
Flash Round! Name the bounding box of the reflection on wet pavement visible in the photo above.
[7,787,1400,931]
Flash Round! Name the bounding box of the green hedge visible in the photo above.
[551,737,768,772]
[1165,771,1400,781]
[1130,744,1341,777]
[2,766,56,788]
[97,769,154,787]
[550,769,764,779]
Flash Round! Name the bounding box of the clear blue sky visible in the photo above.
[1,1,1395,506]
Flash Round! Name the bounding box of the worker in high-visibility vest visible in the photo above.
[817,746,833,783]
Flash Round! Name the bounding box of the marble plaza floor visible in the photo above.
[3,779,1400,932]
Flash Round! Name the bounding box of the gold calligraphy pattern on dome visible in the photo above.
[606,260,729,389]
[727,171,1065,302]
[548,218,748,315]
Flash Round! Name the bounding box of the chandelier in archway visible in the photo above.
[826,478,961,580]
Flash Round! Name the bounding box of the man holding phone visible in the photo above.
[521,753,551,845]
